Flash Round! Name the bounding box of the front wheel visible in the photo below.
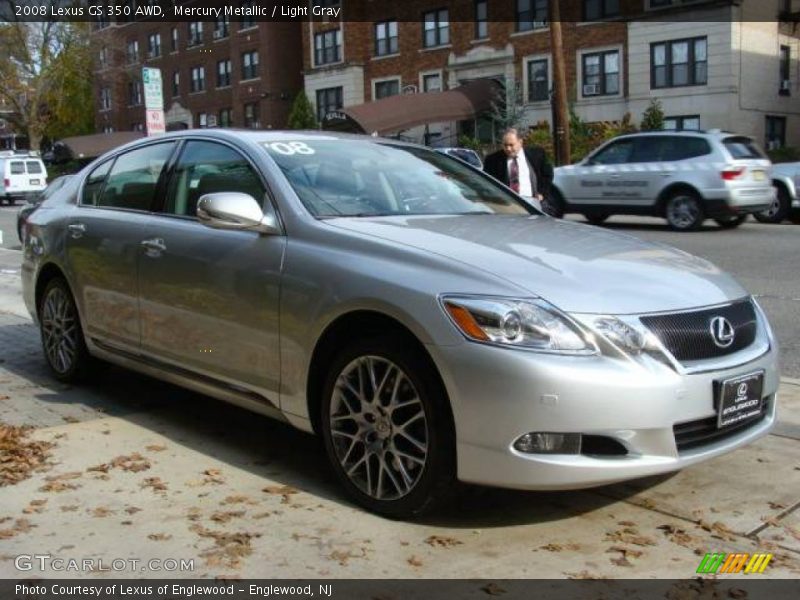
[665,191,704,231]
[320,336,455,518]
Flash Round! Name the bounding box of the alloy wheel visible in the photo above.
[41,285,79,374]
[328,356,428,501]
[667,195,701,230]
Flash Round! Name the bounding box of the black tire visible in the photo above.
[714,215,747,229]
[541,189,565,218]
[664,190,704,231]
[585,213,610,225]
[320,335,455,518]
[754,184,791,224]
[38,278,94,383]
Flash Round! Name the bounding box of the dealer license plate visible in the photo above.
[29,179,40,185]
[752,170,765,181]
[716,371,764,428]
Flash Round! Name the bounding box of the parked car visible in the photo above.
[17,175,74,243]
[551,131,774,231]
[755,161,800,224]
[434,147,483,169]
[22,131,778,517]
[1,151,48,206]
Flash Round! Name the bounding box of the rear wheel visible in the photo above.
[665,191,704,231]
[754,184,790,224]
[585,213,610,225]
[714,215,747,229]
[39,278,93,382]
[320,336,455,518]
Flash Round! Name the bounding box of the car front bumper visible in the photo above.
[428,334,779,491]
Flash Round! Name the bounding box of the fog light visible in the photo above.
[513,432,582,454]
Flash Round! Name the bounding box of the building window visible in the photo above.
[374,79,400,100]
[374,21,398,56]
[126,40,139,64]
[584,0,619,20]
[780,45,791,95]
[766,116,787,150]
[197,113,209,128]
[582,49,620,96]
[102,125,114,133]
[316,86,343,123]
[98,46,108,69]
[475,0,488,39]
[314,29,342,65]
[516,0,548,33]
[214,16,230,39]
[422,72,442,92]
[527,58,550,102]
[188,22,203,47]
[663,115,700,131]
[172,71,180,96]
[244,102,259,128]
[219,108,233,127]
[242,50,259,80]
[240,1,256,29]
[147,33,161,58]
[100,87,111,110]
[422,9,449,48]
[651,37,707,88]
[217,59,231,87]
[190,66,205,93]
[171,27,178,52]
[128,79,142,106]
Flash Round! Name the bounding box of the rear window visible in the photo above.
[723,137,766,160]
[9,161,24,174]
[26,161,43,174]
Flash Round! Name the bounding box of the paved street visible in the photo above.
[0,240,799,580]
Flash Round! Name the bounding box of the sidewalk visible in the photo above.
[1,248,799,579]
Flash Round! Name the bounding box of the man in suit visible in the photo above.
[483,128,553,205]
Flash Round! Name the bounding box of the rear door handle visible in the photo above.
[141,238,166,253]
[67,223,86,238]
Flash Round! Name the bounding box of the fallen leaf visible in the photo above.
[124,506,142,515]
[141,477,167,492]
[0,425,54,486]
[148,533,172,541]
[60,505,78,512]
[90,506,113,518]
[605,526,657,547]
[262,485,299,504]
[481,583,507,596]
[210,511,246,524]
[768,501,786,510]
[407,555,423,567]
[145,444,167,452]
[424,535,463,548]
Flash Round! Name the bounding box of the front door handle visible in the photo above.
[141,238,166,253]
[67,223,85,238]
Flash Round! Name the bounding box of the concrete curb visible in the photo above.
[782,377,800,387]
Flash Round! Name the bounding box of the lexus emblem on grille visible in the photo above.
[709,316,735,348]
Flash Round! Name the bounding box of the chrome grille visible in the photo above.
[640,300,757,362]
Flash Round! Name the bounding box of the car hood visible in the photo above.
[326,215,748,315]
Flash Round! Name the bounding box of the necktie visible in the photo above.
[509,156,520,193]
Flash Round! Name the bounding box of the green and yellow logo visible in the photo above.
[696,552,773,574]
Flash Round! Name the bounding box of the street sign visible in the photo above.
[142,67,163,111]
[146,109,165,136]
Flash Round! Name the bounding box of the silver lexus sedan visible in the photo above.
[21,131,779,518]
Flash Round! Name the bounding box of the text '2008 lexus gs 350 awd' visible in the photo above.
[21,131,779,517]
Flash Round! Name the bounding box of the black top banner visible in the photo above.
[0,0,794,23]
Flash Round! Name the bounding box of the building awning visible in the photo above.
[53,132,145,161]
[322,78,501,136]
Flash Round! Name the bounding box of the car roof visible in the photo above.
[613,130,750,141]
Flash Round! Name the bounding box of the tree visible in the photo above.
[488,77,525,136]
[640,98,665,131]
[287,91,317,130]
[0,17,93,149]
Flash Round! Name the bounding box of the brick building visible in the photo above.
[91,17,304,133]
[302,0,800,150]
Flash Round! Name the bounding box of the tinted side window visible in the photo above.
[723,136,766,160]
[632,136,666,162]
[99,143,176,211]
[26,161,43,174]
[591,140,634,165]
[81,161,113,206]
[663,137,712,161]
[10,161,24,174]
[164,141,265,217]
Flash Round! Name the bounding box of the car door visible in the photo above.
[66,142,177,351]
[137,139,286,398]
[569,138,636,208]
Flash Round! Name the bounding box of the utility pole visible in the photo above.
[549,1,570,165]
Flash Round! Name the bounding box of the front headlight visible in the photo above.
[441,296,595,354]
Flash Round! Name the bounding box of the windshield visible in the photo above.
[262,140,533,218]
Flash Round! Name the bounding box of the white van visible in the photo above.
[0,151,48,205]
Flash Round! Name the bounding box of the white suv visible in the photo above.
[551,131,774,231]
[0,151,48,206]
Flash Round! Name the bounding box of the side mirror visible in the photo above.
[196,192,280,235]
